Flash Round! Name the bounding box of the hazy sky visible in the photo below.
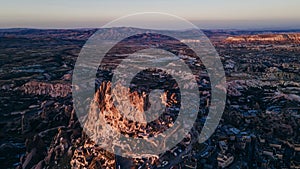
[0,0,300,29]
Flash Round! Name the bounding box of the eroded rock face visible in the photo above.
[82,81,168,157]
[70,139,116,169]
[21,135,47,169]
[20,81,71,97]
[69,80,181,168]
[225,33,300,43]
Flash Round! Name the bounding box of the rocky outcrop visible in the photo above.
[225,33,300,43]
[16,98,78,169]
[19,135,47,169]
[20,81,71,97]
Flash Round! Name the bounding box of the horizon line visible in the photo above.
[1,27,300,31]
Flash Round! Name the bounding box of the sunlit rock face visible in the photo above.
[20,81,71,97]
[82,80,179,157]
[225,33,300,43]
[70,80,206,168]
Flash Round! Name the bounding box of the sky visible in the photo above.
[0,0,300,29]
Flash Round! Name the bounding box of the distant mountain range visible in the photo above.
[1,27,300,46]
[1,27,300,37]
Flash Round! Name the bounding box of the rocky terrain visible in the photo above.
[225,33,300,43]
[0,28,300,168]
